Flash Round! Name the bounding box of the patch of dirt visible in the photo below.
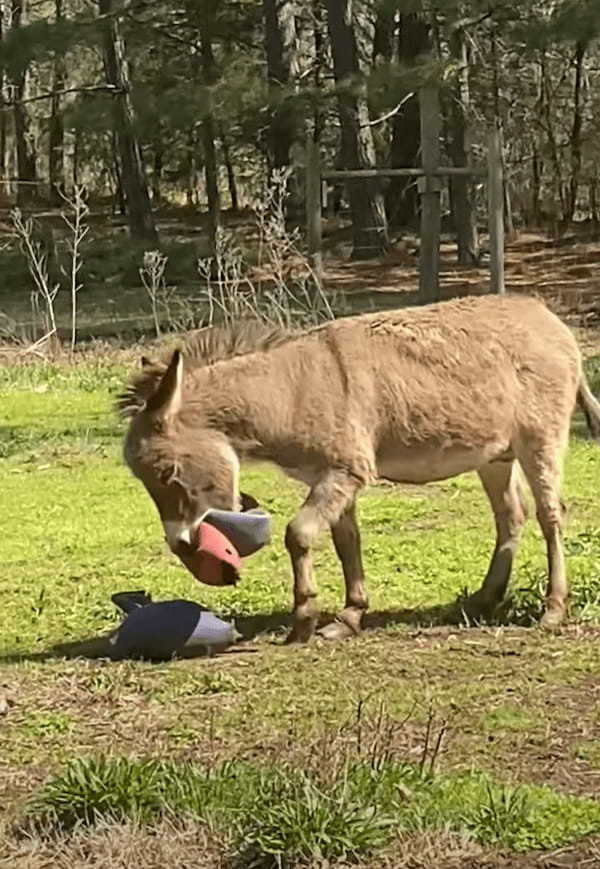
[310,224,600,364]
[1,210,600,348]
[321,229,600,337]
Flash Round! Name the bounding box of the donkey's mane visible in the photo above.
[185,319,293,366]
[116,319,298,419]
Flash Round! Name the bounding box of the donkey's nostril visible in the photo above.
[177,527,192,547]
[172,527,195,558]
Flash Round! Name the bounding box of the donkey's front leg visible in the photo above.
[318,502,368,642]
[284,470,362,644]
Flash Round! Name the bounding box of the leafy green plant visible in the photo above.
[28,754,600,861]
[30,756,178,826]
[238,772,396,865]
[466,780,532,844]
[585,355,600,394]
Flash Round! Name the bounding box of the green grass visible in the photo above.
[2,380,600,655]
[2,354,600,865]
[27,754,600,860]
[2,355,600,651]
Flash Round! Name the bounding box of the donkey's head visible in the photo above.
[122,349,268,586]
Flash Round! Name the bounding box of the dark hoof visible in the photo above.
[284,620,317,645]
[460,593,496,625]
[317,620,358,642]
[540,605,566,631]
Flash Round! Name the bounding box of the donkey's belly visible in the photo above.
[280,465,322,487]
[376,441,507,485]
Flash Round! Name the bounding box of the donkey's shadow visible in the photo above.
[232,602,463,641]
[0,598,495,665]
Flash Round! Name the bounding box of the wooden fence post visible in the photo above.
[305,135,323,288]
[418,86,442,304]
[487,124,505,294]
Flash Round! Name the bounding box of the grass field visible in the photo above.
[2,352,600,868]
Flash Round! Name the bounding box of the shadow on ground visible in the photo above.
[0,596,516,666]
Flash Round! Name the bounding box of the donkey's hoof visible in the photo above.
[540,606,566,631]
[284,620,317,645]
[460,593,495,624]
[317,620,357,642]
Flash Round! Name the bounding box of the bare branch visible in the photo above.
[140,250,169,338]
[10,208,60,342]
[59,187,90,354]
[2,84,120,110]
[362,92,415,128]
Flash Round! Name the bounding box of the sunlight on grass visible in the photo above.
[27,754,600,857]
[2,367,600,655]
[2,357,600,866]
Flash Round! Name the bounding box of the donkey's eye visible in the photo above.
[202,483,216,493]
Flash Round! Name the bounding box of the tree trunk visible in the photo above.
[370,0,397,167]
[324,0,388,259]
[49,0,65,206]
[72,127,80,188]
[98,0,157,242]
[185,127,198,207]
[198,1,220,253]
[200,119,219,246]
[590,177,599,224]
[0,4,6,184]
[152,141,163,204]
[503,162,514,240]
[386,13,431,230]
[531,143,542,225]
[537,50,564,227]
[263,0,298,170]
[111,132,126,216]
[312,0,325,143]
[448,23,478,265]
[490,28,514,239]
[566,40,587,224]
[11,0,37,206]
[220,126,239,212]
[372,0,396,65]
[529,59,543,227]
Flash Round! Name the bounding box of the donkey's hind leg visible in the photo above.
[464,459,528,621]
[285,470,363,644]
[318,501,368,642]
[515,436,569,629]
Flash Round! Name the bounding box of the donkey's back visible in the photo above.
[283,294,583,487]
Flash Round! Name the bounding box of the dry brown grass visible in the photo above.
[364,829,600,868]
[1,817,224,869]
[3,820,599,869]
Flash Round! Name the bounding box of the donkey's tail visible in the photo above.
[577,372,600,443]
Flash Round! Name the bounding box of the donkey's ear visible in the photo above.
[145,349,183,421]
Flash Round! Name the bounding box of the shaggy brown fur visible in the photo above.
[119,294,600,643]
[117,321,293,419]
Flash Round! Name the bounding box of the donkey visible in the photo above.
[118,294,600,644]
